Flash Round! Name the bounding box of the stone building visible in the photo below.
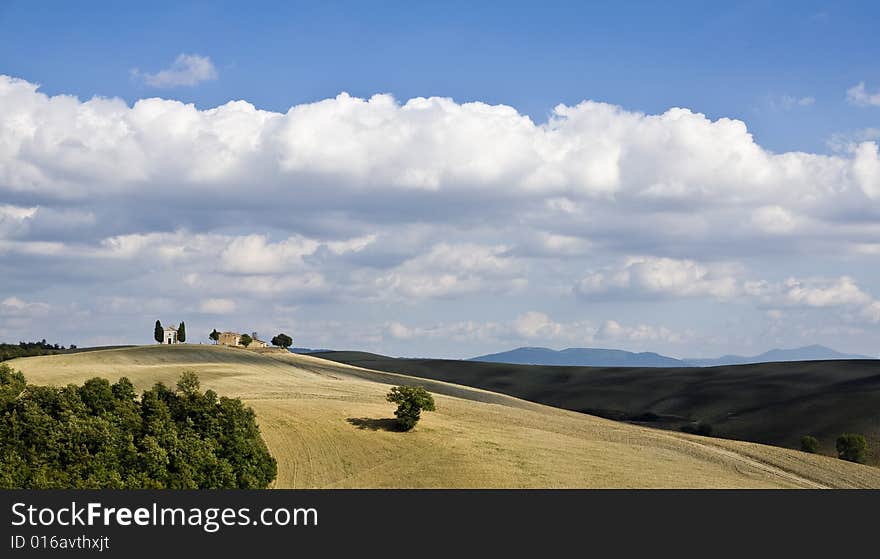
[163,325,179,344]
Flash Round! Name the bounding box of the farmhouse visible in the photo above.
[218,331,269,348]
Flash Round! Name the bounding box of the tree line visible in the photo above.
[0,365,276,489]
[0,340,76,363]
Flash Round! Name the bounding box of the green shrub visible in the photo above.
[800,435,819,454]
[0,365,276,488]
[386,385,436,431]
[836,433,868,464]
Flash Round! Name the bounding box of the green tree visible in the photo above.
[800,435,819,454]
[209,329,220,344]
[271,333,293,349]
[836,434,868,464]
[239,334,253,347]
[176,371,200,396]
[386,385,436,431]
[154,320,163,343]
[0,367,276,489]
[177,322,186,343]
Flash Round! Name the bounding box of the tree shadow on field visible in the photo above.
[346,417,401,432]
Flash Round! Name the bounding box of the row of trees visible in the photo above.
[0,365,276,488]
[801,433,871,464]
[0,340,76,363]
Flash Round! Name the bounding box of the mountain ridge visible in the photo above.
[468,344,873,368]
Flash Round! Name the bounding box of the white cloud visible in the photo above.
[0,297,50,317]
[862,302,880,323]
[852,142,880,199]
[777,95,816,109]
[745,276,876,310]
[220,235,319,275]
[371,243,525,300]
[2,74,878,214]
[596,320,685,344]
[199,298,236,314]
[750,205,798,235]
[513,311,564,339]
[846,82,880,107]
[575,257,739,300]
[134,54,218,88]
[827,128,880,153]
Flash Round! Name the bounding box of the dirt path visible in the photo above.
[675,436,830,488]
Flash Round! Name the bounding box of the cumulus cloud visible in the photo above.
[199,298,236,314]
[370,243,526,300]
[575,257,739,300]
[3,74,879,212]
[513,311,564,339]
[745,276,874,308]
[846,82,880,107]
[133,54,218,88]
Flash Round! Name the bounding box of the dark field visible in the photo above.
[312,351,880,465]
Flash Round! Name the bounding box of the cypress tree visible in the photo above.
[154,320,163,343]
[178,321,186,343]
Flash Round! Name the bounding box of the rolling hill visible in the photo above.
[8,344,880,488]
[313,351,880,466]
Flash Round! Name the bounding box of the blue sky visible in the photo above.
[1,1,879,358]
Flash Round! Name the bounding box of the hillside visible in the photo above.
[470,347,683,367]
[9,344,880,488]
[313,351,880,466]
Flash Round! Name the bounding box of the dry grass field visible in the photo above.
[9,344,880,488]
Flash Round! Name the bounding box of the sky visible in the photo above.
[1,1,879,358]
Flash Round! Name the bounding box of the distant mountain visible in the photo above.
[289,347,333,354]
[469,347,684,367]
[467,344,874,368]
[683,345,873,367]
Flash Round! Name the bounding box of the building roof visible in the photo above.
[164,325,178,331]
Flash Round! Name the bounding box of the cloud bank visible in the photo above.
[1,75,878,356]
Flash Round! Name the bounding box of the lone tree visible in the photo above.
[177,321,186,343]
[800,435,820,454]
[836,433,868,464]
[209,329,220,344]
[239,334,253,347]
[154,320,163,343]
[271,333,293,349]
[386,385,436,431]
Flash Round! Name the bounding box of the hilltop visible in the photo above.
[9,344,880,488]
